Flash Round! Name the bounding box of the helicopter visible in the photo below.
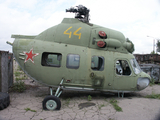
[8,5,151,110]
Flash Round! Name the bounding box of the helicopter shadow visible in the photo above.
[60,90,141,100]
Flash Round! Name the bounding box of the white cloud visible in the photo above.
[0,0,75,52]
[73,0,160,54]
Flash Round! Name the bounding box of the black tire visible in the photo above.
[0,92,10,110]
[42,95,61,110]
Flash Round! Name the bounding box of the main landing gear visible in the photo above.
[42,79,64,110]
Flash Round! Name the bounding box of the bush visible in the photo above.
[11,81,26,92]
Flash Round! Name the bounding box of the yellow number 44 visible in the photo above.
[64,27,82,39]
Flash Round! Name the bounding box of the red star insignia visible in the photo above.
[23,48,39,63]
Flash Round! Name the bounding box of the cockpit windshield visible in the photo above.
[130,58,141,74]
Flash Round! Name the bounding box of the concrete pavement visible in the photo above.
[0,81,160,120]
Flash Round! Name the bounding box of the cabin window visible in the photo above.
[66,54,80,69]
[116,60,131,76]
[41,52,62,67]
[91,56,104,71]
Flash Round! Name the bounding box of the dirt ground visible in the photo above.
[0,79,160,120]
[0,61,160,120]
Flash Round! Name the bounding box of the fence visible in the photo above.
[0,51,13,92]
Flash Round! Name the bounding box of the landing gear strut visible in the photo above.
[118,91,124,98]
[42,79,64,110]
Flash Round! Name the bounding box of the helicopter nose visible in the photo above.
[137,77,150,90]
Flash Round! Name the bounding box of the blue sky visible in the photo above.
[0,0,160,54]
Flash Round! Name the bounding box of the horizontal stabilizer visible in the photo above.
[11,34,36,39]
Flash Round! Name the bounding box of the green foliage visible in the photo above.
[64,98,70,106]
[14,68,28,81]
[11,81,26,92]
[109,99,122,112]
[145,93,160,99]
[88,95,92,101]
[15,76,27,81]
[17,65,22,71]
[14,71,22,77]
[150,50,156,54]
[24,108,36,112]
[149,79,160,86]
[108,118,114,120]
[149,79,155,86]
[156,40,160,53]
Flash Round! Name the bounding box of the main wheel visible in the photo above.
[0,92,10,110]
[42,95,61,110]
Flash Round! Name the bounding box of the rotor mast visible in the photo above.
[66,5,90,23]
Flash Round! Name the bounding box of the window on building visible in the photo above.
[116,60,131,76]
[41,52,62,67]
[66,54,80,69]
[91,56,104,71]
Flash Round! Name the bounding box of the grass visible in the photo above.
[14,71,22,77]
[11,81,26,92]
[24,108,36,112]
[15,76,27,81]
[11,64,29,93]
[11,64,28,92]
[15,70,28,81]
[145,92,160,99]
[14,64,28,81]
[109,99,122,112]
[149,79,160,86]
[17,65,22,71]
[88,95,92,101]
[15,64,27,77]
[98,104,105,110]
[149,79,155,86]
[63,98,70,106]
[108,118,114,120]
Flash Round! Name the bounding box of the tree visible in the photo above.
[150,50,155,54]
[156,40,160,53]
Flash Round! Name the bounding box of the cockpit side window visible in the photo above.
[130,58,141,74]
[91,56,104,71]
[116,60,131,76]
[41,52,62,67]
